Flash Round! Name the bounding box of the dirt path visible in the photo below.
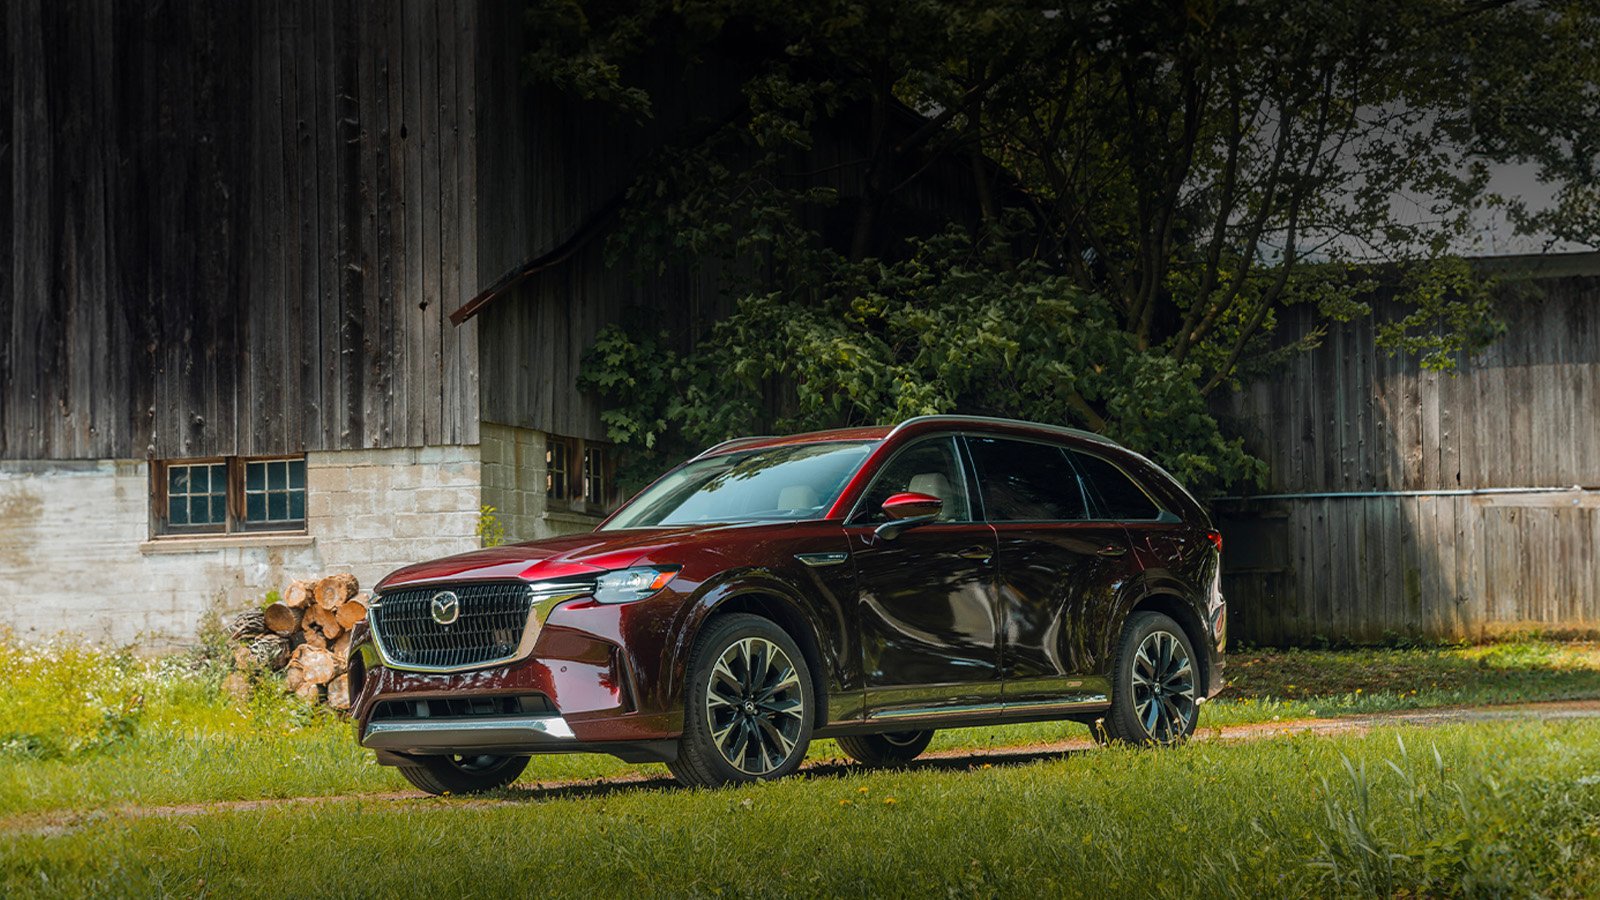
[9,698,1600,836]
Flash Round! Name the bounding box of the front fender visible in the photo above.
[664,564,858,725]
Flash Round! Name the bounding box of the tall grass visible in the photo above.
[2,633,1598,820]
[4,721,1600,898]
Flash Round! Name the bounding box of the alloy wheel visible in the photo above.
[704,636,806,775]
[1129,629,1196,740]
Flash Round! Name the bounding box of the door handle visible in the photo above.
[956,546,994,563]
[1095,544,1128,558]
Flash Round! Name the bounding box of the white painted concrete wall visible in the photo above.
[0,448,483,650]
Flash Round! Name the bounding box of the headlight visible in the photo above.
[593,566,680,604]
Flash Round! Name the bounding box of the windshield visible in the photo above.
[601,441,878,530]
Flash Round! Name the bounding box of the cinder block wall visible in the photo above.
[479,422,605,543]
[0,448,483,650]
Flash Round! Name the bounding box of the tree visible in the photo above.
[534,0,1598,494]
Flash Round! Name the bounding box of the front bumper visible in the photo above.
[361,713,577,755]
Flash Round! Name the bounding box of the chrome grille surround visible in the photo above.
[368,580,593,673]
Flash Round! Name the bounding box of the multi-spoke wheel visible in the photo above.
[836,729,934,767]
[1095,611,1200,746]
[396,753,529,795]
[670,613,814,787]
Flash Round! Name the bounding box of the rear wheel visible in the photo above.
[836,730,934,767]
[396,753,529,795]
[1096,611,1199,746]
[668,613,814,788]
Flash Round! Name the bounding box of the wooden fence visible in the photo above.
[1215,255,1600,644]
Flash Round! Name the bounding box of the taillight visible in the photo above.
[1205,530,1223,553]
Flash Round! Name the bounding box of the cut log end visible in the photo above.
[263,602,301,636]
[314,573,360,612]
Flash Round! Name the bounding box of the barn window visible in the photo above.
[544,434,613,512]
[165,462,228,531]
[152,456,308,537]
[583,447,608,505]
[546,439,573,499]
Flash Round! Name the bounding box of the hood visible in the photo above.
[374,524,740,592]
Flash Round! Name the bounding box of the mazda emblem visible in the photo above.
[429,590,460,626]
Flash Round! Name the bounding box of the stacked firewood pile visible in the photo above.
[226,574,370,710]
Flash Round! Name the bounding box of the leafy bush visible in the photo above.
[0,635,148,759]
[581,228,1268,496]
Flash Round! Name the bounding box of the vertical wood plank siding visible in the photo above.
[1217,270,1600,643]
[1,0,481,459]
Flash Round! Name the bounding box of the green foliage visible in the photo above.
[584,227,1266,494]
[532,0,1597,492]
[476,505,507,548]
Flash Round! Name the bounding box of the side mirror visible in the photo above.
[874,491,943,540]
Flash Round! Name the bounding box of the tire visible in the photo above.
[836,730,934,767]
[396,753,530,795]
[1096,611,1200,746]
[668,613,815,788]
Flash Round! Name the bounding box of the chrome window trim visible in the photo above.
[367,581,593,674]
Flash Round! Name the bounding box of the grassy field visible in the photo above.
[6,720,1600,897]
[2,636,1599,820]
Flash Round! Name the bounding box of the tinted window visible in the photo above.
[967,437,1088,522]
[1070,451,1161,520]
[602,441,876,529]
[858,438,972,522]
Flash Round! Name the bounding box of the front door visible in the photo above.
[846,436,1002,719]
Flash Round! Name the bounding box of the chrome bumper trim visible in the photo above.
[360,714,578,753]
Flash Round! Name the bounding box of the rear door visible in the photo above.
[964,435,1142,709]
[846,436,1003,719]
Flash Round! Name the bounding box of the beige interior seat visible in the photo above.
[777,485,821,511]
[907,472,957,519]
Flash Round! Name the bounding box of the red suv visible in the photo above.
[348,416,1225,792]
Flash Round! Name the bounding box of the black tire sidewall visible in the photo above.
[836,729,934,767]
[399,754,530,795]
[1106,611,1199,745]
[676,613,815,787]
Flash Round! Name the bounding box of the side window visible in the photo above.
[1069,450,1160,520]
[858,438,972,523]
[967,437,1088,522]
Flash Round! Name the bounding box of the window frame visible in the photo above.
[959,433,1093,525]
[1064,447,1168,523]
[150,455,309,538]
[847,435,979,525]
[545,433,616,515]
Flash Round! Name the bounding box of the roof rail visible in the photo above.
[692,435,776,460]
[885,414,1116,447]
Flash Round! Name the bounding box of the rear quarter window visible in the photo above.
[1069,451,1161,520]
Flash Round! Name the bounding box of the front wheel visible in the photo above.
[1096,611,1200,746]
[836,730,934,767]
[668,613,814,788]
[396,753,529,795]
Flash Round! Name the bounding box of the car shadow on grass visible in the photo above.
[495,745,1097,804]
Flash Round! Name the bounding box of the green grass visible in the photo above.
[6,720,1600,898]
[2,636,1598,821]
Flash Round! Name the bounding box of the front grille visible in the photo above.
[370,582,535,669]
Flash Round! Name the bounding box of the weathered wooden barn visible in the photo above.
[0,0,978,645]
[1217,253,1600,644]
